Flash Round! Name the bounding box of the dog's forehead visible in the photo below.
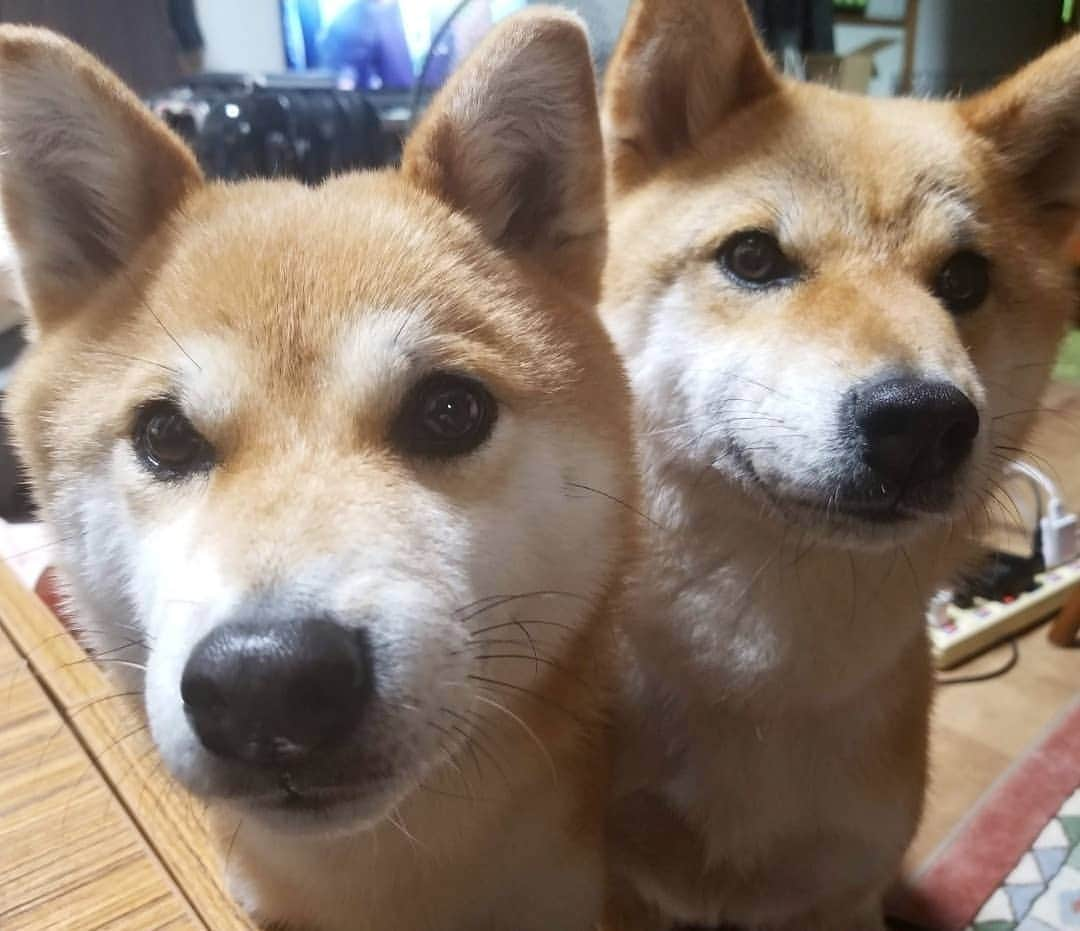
[125,176,575,423]
[169,176,494,325]
[682,89,979,244]
[806,92,977,217]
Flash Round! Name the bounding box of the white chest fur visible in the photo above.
[611,455,946,927]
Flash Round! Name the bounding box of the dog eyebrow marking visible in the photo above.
[905,172,978,226]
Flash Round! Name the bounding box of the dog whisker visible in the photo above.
[387,808,426,853]
[129,279,202,372]
[454,711,514,790]
[468,618,575,637]
[78,347,184,376]
[466,675,586,727]
[454,591,590,625]
[223,816,246,880]
[472,694,557,787]
[563,481,664,530]
[1,527,85,561]
[82,658,148,673]
[468,652,582,685]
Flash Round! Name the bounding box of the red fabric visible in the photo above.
[33,567,73,628]
[895,697,1080,930]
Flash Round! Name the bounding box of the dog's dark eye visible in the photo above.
[934,251,990,314]
[133,399,214,479]
[392,373,497,459]
[719,230,797,288]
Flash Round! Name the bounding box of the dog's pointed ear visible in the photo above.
[0,26,203,330]
[603,0,780,194]
[402,8,605,301]
[962,35,1080,248]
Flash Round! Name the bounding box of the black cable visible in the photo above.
[1012,469,1045,565]
[409,0,475,132]
[936,638,1019,686]
[884,919,943,931]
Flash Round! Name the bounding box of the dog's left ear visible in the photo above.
[962,35,1080,247]
[402,7,605,302]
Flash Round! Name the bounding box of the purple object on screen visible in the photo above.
[318,1,452,90]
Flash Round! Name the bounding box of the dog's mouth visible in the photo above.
[766,485,945,526]
[174,737,413,829]
[253,778,369,815]
[720,440,964,535]
[231,769,405,831]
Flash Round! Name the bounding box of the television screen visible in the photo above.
[281,0,528,91]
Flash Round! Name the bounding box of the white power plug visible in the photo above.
[1040,498,1079,569]
[1004,461,1078,570]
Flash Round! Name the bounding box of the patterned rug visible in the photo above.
[965,788,1080,930]
[896,697,1080,931]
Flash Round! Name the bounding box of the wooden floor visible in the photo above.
[907,380,1080,869]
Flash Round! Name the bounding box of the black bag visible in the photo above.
[148,74,387,183]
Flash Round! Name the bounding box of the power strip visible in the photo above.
[929,557,1080,669]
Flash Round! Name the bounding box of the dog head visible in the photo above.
[602,0,1077,545]
[0,12,630,833]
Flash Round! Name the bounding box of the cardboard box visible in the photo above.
[804,38,897,93]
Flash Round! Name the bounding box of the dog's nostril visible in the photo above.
[180,617,374,767]
[180,673,226,714]
[853,377,979,485]
[939,416,979,469]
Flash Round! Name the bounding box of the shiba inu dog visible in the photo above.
[599,2,1079,929]
[0,12,635,931]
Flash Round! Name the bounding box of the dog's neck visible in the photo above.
[625,442,967,712]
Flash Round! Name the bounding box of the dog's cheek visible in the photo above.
[137,553,240,792]
[741,356,855,490]
[629,284,708,429]
[143,649,207,788]
[362,575,473,724]
[463,422,621,664]
[132,507,246,784]
[47,474,145,658]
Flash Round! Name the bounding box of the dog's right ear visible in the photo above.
[604,0,779,194]
[0,26,202,330]
[402,8,605,303]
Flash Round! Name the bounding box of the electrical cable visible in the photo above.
[1006,465,1044,539]
[883,919,942,931]
[1004,460,1078,568]
[1006,459,1061,507]
[409,0,475,132]
[936,638,1019,686]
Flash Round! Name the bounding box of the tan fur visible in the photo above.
[600,2,1078,929]
[0,13,636,931]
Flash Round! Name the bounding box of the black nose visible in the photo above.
[181,618,373,767]
[853,377,979,485]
